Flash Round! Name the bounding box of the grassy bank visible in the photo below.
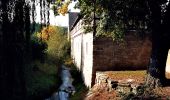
[64,60,88,100]
[25,59,61,100]
[24,25,69,99]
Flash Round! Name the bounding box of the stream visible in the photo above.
[45,65,75,100]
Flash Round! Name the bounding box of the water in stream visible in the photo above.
[46,65,75,100]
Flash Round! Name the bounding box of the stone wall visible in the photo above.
[93,32,152,71]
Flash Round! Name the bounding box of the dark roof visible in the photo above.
[68,12,79,31]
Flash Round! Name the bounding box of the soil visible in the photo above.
[84,71,170,100]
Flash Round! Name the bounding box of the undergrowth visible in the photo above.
[64,58,88,100]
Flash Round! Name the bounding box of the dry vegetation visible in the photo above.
[84,70,170,100]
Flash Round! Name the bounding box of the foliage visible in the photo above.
[65,60,88,100]
[76,0,151,40]
[31,33,48,60]
[44,26,70,62]
[62,57,88,100]
[36,26,57,41]
[0,0,32,99]
[52,0,71,16]
[58,1,70,16]
[70,83,88,100]
[31,25,69,62]
[53,0,151,40]
[28,25,69,99]
[64,57,74,67]
[0,0,61,99]
[25,60,60,100]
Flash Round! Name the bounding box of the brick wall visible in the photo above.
[93,32,152,71]
[70,17,153,87]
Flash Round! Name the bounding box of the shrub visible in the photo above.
[27,25,69,99]
[31,33,48,60]
[25,60,60,100]
[45,26,70,62]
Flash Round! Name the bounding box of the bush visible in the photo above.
[64,57,74,67]
[25,60,60,100]
[68,63,88,100]
[31,26,69,62]
[31,34,48,60]
[26,25,69,99]
[46,26,70,62]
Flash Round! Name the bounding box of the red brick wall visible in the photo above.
[93,32,152,71]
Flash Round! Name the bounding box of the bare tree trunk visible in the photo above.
[145,0,169,88]
[145,45,168,88]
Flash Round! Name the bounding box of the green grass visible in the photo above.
[70,83,88,100]
[25,60,60,99]
[25,25,69,99]
[65,63,88,100]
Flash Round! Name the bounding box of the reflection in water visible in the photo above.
[46,65,75,100]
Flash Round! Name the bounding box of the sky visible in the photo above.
[35,1,80,27]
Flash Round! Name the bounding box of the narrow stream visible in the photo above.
[46,65,75,100]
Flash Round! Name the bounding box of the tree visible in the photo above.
[56,0,170,88]
[144,0,170,88]
[0,0,51,99]
[93,0,170,88]
[88,0,170,88]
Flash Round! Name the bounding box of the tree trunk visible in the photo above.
[145,45,169,88]
[0,1,27,99]
[145,0,169,88]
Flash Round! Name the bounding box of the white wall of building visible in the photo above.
[82,32,93,87]
[70,19,94,87]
